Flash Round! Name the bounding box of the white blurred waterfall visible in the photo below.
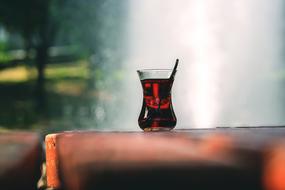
[113,0,285,129]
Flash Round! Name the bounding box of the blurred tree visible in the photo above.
[0,0,64,75]
[0,0,128,130]
[0,0,127,84]
[0,0,64,111]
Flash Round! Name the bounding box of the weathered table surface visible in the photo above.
[0,131,42,190]
[46,127,285,190]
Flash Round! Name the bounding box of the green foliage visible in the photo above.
[0,1,128,132]
[0,42,11,63]
[0,61,90,130]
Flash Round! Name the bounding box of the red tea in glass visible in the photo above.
[137,69,177,131]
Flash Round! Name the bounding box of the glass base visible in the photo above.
[143,127,173,132]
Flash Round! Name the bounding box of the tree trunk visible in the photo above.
[35,43,48,114]
[36,45,48,86]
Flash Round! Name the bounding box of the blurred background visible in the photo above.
[0,0,285,133]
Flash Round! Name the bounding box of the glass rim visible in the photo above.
[137,69,174,72]
[137,69,177,80]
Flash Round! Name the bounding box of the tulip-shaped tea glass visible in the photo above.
[137,69,177,131]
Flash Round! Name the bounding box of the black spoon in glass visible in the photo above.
[157,58,179,111]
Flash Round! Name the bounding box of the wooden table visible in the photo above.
[0,131,42,190]
[46,127,285,190]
